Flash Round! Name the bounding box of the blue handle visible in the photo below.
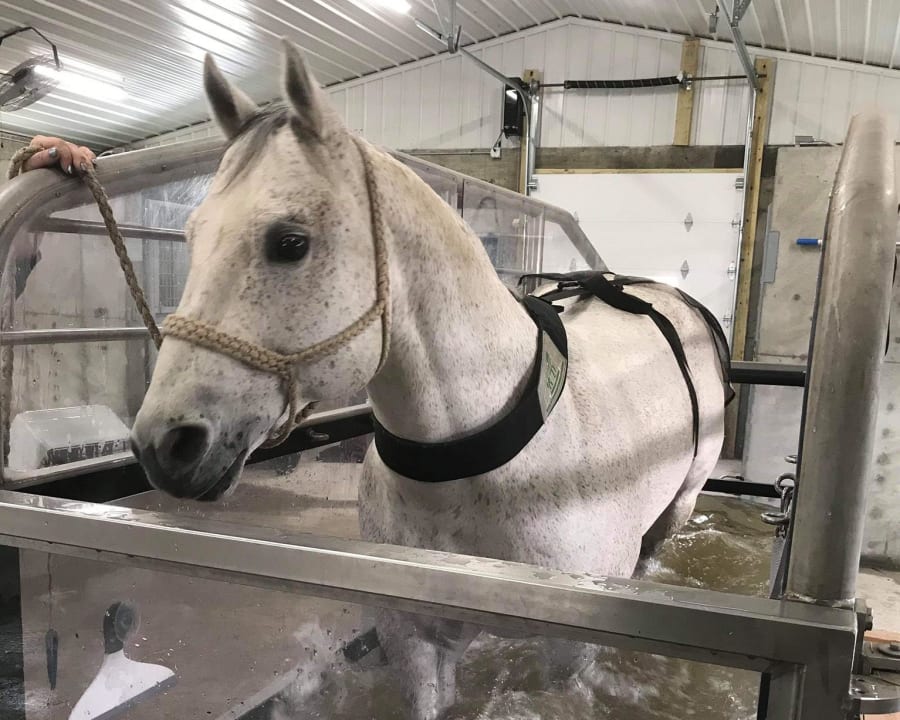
[796,237,821,247]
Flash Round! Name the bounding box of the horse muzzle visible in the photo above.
[130,419,247,501]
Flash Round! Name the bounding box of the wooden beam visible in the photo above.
[724,57,775,458]
[673,39,700,146]
[732,56,774,363]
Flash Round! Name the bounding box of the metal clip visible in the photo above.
[761,473,796,534]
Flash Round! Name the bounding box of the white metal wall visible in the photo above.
[127,18,900,152]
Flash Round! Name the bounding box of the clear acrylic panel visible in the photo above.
[462,181,542,289]
[541,218,594,274]
[3,493,766,719]
[407,161,460,208]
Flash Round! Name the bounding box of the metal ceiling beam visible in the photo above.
[717,0,761,91]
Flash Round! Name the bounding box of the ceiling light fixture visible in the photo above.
[362,0,411,13]
[34,64,128,102]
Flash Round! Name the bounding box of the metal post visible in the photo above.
[718,0,761,91]
[524,78,540,195]
[785,112,898,606]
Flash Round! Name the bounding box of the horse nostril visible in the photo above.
[157,423,212,475]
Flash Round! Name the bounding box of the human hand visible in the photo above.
[21,136,97,175]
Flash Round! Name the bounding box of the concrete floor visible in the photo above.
[15,457,900,719]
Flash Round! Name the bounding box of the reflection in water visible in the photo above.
[271,496,770,720]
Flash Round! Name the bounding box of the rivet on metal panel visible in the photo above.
[680,260,690,279]
[684,212,693,231]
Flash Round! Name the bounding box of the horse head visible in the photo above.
[131,41,387,500]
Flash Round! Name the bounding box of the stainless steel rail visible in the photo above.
[34,217,186,242]
[0,488,858,720]
[0,327,149,346]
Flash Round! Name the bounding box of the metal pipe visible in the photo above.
[785,112,898,606]
[0,327,150,346]
[718,0,761,91]
[34,218,186,243]
[729,360,805,386]
[458,45,529,98]
[523,80,541,194]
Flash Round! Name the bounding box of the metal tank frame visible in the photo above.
[0,114,896,719]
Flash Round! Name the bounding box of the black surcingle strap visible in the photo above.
[374,270,732,482]
[523,271,734,457]
[372,295,568,483]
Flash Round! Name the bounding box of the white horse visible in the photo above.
[131,40,727,719]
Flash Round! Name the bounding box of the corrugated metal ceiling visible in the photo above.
[1,0,898,149]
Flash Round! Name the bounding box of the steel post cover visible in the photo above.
[786,112,898,606]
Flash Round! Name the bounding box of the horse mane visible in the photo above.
[221,105,291,182]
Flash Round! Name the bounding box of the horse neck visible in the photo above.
[365,156,538,443]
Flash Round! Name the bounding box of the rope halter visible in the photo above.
[162,136,391,446]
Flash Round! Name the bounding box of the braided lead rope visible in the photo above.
[7,145,163,349]
[163,135,391,446]
[3,145,165,476]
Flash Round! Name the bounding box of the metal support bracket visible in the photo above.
[431,0,461,52]
[733,0,754,22]
[415,17,541,195]
[717,0,761,91]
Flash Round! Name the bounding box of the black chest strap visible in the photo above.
[372,296,568,483]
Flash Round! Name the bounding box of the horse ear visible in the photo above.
[203,54,257,140]
[281,38,324,139]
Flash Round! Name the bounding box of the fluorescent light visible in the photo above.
[362,0,410,13]
[35,65,128,102]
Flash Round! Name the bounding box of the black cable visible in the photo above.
[541,73,765,90]
[563,76,682,90]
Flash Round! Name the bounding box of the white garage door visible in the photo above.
[532,171,744,345]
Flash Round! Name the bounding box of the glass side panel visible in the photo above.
[462,181,539,289]
[2,494,764,719]
[541,218,594,274]
[405,160,460,208]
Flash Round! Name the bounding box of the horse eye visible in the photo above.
[266,231,309,263]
